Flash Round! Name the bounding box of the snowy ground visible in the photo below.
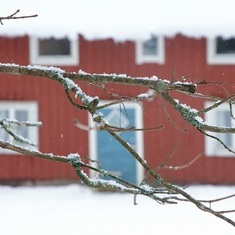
[0,184,235,235]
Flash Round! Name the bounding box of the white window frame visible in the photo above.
[0,101,39,154]
[135,35,165,65]
[204,101,235,157]
[29,36,79,66]
[88,101,144,184]
[207,37,235,64]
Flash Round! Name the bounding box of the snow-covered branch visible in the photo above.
[161,92,235,133]
[0,140,181,204]
[1,62,235,227]
[2,62,234,136]
[0,63,196,92]
[2,138,233,219]
[0,119,42,147]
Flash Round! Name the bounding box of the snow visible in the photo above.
[0,184,235,235]
[26,64,65,73]
[1,0,235,39]
[137,93,150,99]
[150,75,159,80]
[67,153,80,161]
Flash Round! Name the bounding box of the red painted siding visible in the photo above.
[0,34,235,184]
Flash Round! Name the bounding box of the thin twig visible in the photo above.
[160,95,187,132]
[198,93,235,114]
[0,9,38,25]
[198,129,235,155]
[103,123,163,132]
[163,153,202,171]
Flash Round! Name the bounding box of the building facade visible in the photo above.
[0,34,235,184]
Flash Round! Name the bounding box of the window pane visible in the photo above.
[15,110,28,138]
[143,36,158,55]
[217,111,232,147]
[0,110,9,119]
[0,110,9,140]
[0,102,38,154]
[216,37,235,54]
[38,37,71,56]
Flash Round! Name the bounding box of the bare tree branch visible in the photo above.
[0,10,38,25]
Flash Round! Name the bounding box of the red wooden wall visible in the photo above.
[0,34,235,184]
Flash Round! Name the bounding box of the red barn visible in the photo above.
[0,34,235,185]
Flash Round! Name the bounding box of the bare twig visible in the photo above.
[160,95,188,132]
[229,101,235,119]
[101,123,163,132]
[0,10,38,25]
[198,93,235,114]
[163,153,202,171]
[199,129,235,155]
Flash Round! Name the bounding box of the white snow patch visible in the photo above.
[140,183,155,192]
[179,102,199,114]
[63,77,77,90]
[195,115,204,124]
[137,93,150,99]
[67,153,80,161]
[26,65,65,73]
[149,75,159,81]
[0,184,235,235]
[78,69,89,75]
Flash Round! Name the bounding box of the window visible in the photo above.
[30,36,79,66]
[38,38,71,56]
[0,101,39,154]
[135,35,165,64]
[207,36,235,64]
[204,101,235,156]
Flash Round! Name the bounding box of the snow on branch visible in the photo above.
[0,119,42,147]
[0,63,196,93]
[1,62,235,226]
[0,63,195,115]
[161,92,235,134]
[0,140,178,204]
[1,62,235,155]
[0,119,42,127]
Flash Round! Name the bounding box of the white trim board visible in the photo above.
[29,36,79,66]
